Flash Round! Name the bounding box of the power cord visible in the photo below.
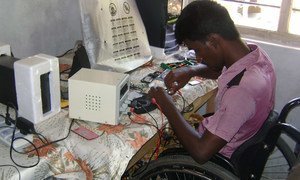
[24,119,75,154]
[7,104,40,168]
[56,40,83,58]
[4,103,75,168]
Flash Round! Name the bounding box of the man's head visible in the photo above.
[175,0,241,71]
[175,0,240,44]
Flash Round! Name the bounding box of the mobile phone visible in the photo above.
[72,126,99,140]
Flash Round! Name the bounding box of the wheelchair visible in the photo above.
[126,97,300,180]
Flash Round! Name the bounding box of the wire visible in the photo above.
[7,104,41,168]
[35,132,49,144]
[150,99,164,129]
[10,137,40,168]
[176,90,194,114]
[56,49,73,58]
[130,138,161,178]
[125,109,164,178]
[177,90,191,113]
[128,110,163,160]
[60,67,71,75]
[127,114,158,130]
[25,119,75,153]
[4,103,75,168]
[140,105,164,160]
[0,164,21,180]
[137,105,159,129]
[60,67,71,82]
[5,105,15,125]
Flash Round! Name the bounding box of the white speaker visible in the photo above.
[14,54,61,124]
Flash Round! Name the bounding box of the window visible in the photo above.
[213,0,300,48]
[290,1,300,35]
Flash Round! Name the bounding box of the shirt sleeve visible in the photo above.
[201,86,256,142]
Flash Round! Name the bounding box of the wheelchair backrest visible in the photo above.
[230,110,280,179]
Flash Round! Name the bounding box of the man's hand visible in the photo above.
[164,66,193,95]
[148,86,174,114]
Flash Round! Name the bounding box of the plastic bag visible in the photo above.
[78,0,152,72]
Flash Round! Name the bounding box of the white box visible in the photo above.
[14,54,61,124]
[68,68,130,125]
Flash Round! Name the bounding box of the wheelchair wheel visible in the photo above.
[133,154,238,180]
[261,136,298,179]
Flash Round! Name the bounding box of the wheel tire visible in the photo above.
[133,154,238,180]
[261,136,297,179]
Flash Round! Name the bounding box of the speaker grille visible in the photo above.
[85,94,101,111]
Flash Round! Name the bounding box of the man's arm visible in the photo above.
[164,63,221,94]
[149,86,227,164]
[189,63,221,80]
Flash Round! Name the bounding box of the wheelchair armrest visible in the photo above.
[275,123,300,144]
[278,97,300,123]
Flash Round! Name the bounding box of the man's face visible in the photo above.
[184,39,224,72]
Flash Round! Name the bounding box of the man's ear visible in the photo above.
[205,34,220,49]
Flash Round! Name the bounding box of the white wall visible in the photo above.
[0,0,82,58]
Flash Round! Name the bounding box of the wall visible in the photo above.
[0,0,82,58]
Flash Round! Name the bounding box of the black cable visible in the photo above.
[130,140,160,178]
[24,119,75,154]
[179,92,186,112]
[4,103,75,168]
[138,102,159,129]
[11,118,74,156]
[5,105,15,125]
[8,104,41,168]
[60,67,71,75]
[0,164,21,180]
[126,106,165,178]
[56,49,73,58]
[10,136,40,168]
[60,67,71,82]
[127,114,158,130]
[4,105,39,155]
[34,132,49,144]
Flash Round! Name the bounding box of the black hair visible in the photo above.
[175,0,240,44]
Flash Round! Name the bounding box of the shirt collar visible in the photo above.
[222,44,259,74]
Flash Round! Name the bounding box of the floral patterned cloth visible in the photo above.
[0,57,217,180]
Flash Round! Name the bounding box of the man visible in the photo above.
[148,0,276,164]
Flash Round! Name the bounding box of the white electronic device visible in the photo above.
[68,68,130,125]
[14,54,61,124]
